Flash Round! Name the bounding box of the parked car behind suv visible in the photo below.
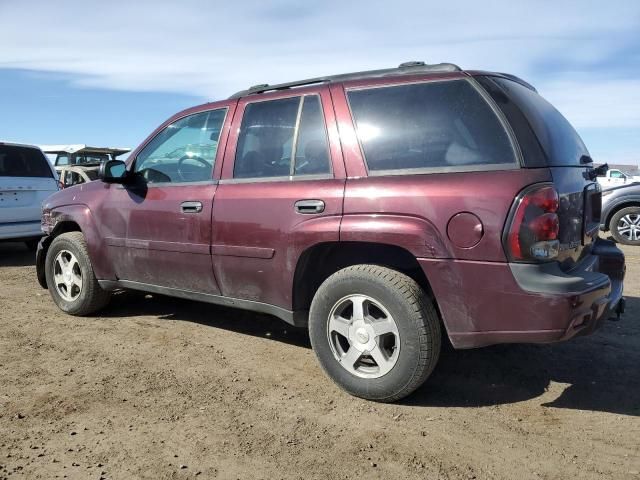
[601,182,640,245]
[0,142,58,249]
[41,144,131,188]
[36,62,626,402]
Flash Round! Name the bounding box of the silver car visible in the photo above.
[0,142,59,249]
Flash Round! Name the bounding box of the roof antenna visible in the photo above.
[398,61,426,68]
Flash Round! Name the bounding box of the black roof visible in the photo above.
[228,61,462,99]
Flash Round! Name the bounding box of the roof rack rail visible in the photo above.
[497,73,538,92]
[228,61,461,99]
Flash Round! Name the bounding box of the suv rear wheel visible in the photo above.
[309,265,441,402]
[45,232,111,315]
[609,206,640,245]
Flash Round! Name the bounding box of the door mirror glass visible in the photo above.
[99,159,128,183]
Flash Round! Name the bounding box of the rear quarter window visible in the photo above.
[0,145,53,178]
[347,79,518,174]
[477,76,590,167]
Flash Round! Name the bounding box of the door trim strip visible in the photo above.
[212,244,275,259]
[104,237,209,254]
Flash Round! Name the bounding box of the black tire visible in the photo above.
[45,231,111,315]
[309,265,441,402]
[609,206,640,246]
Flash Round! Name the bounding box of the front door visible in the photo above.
[97,106,230,294]
[212,87,345,310]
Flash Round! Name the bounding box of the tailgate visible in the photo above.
[550,167,601,269]
[0,177,58,223]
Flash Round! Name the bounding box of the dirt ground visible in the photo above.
[0,241,638,480]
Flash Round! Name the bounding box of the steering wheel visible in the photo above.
[177,155,211,182]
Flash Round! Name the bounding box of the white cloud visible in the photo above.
[0,0,639,132]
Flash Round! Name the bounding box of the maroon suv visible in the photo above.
[37,62,626,402]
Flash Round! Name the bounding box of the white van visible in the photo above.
[0,142,59,249]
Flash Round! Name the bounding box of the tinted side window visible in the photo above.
[135,108,227,183]
[0,146,53,178]
[347,80,517,172]
[234,95,331,179]
[294,96,331,175]
[234,97,299,179]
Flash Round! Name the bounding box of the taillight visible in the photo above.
[505,184,560,262]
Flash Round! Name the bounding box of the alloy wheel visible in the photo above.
[53,250,83,301]
[617,213,640,241]
[327,294,400,379]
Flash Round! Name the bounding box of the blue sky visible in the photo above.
[1,0,639,164]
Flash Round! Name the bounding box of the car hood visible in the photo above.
[602,181,640,194]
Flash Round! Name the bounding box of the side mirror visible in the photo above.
[99,159,129,183]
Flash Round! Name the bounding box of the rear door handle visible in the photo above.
[295,199,325,214]
[181,201,203,213]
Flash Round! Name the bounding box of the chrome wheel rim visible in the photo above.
[53,250,83,301]
[617,213,640,241]
[327,294,400,379]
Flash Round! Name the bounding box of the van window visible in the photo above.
[0,145,53,178]
[55,154,70,166]
[234,95,331,179]
[347,79,517,173]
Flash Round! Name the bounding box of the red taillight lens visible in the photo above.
[528,213,559,241]
[528,186,559,212]
[506,185,560,262]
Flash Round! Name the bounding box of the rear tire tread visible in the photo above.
[310,264,441,402]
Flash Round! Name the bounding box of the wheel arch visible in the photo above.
[38,204,114,288]
[604,199,640,231]
[36,220,83,289]
[292,241,446,332]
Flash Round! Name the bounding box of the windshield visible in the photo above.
[0,145,53,178]
[478,76,590,167]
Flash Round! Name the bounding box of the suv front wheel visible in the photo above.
[45,232,111,315]
[309,265,441,402]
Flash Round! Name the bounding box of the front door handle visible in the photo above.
[295,199,325,214]
[181,201,203,213]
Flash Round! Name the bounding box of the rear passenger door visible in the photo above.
[212,87,345,310]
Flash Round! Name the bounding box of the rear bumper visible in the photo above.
[419,238,625,349]
[0,220,43,241]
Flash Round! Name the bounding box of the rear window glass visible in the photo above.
[481,77,590,167]
[0,145,53,178]
[347,79,517,173]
